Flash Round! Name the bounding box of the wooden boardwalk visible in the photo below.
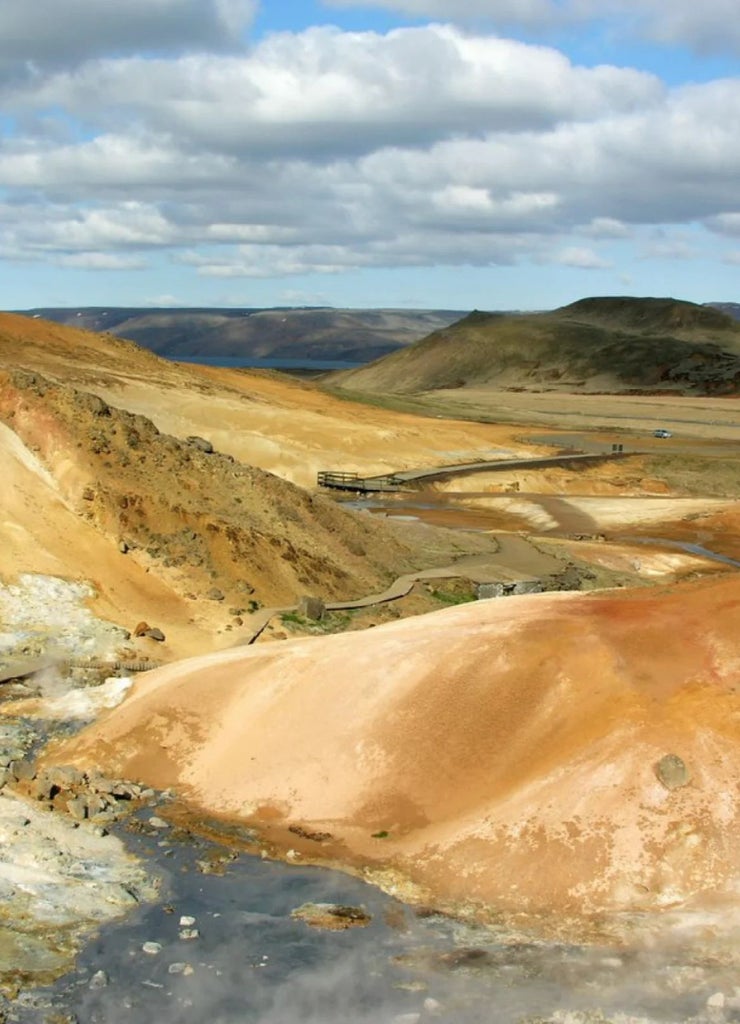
[318,450,633,493]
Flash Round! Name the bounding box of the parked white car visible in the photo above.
[653,429,672,438]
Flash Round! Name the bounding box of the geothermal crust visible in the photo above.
[49,573,740,920]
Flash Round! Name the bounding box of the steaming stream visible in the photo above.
[20,809,740,1024]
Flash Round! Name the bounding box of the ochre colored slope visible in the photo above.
[51,573,740,918]
[0,311,542,488]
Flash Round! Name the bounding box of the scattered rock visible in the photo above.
[291,902,372,930]
[9,758,36,783]
[89,969,109,990]
[179,915,197,927]
[148,816,169,829]
[85,793,110,818]
[655,754,691,790]
[179,927,199,941]
[133,622,150,637]
[144,628,166,642]
[435,948,492,970]
[32,775,55,802]
[288,824,333,843]
[476,579,543,600]
[168,962,194,976]
[207,588,225,602]
[707,992,726,1009]
[118,540,129,554]
[297,595,325,621]
[142,942,162,955]
[187,436,214,454]
[83,394,110,417]
[52,765,86,790]
[66,796,88,821]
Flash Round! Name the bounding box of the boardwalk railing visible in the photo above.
[317,471,403,492]
[317,471,361,487]
[318,449,633,493]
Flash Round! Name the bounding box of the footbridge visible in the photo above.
[317,449,632,493]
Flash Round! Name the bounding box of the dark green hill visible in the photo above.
[330,296,740,395]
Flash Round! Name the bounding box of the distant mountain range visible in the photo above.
[13,299,739,388]
[15,306,466,365]
[330,296,740,396]
[708,302,740,321]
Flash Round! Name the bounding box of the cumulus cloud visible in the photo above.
[4,26,661,159]
[0,23,736,281]
[323,0,740,54]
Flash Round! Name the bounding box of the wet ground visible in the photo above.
[14,807,740,1024]
[344,492,740,571]
[3,637,740,1023]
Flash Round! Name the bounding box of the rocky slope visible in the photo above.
[331,296,740,395]
[48,572,740,926]
[0,312,507,659]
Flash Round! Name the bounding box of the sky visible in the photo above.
[0,0,738,312]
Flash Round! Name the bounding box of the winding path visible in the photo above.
[235,540,562,645]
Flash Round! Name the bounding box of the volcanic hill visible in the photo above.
[0,312,502,658]
[331,296,740,395]
[50,571,740,926]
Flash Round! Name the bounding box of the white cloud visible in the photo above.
[606,0,740,56]
[580,217,631,239]
[554,246,612,269]
[4,26,660,158]
[55,252,148,270]
[323,0,740,54]
[707,212,740,237]
[0,23,736,282]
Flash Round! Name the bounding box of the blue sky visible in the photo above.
[0,0,738,312]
